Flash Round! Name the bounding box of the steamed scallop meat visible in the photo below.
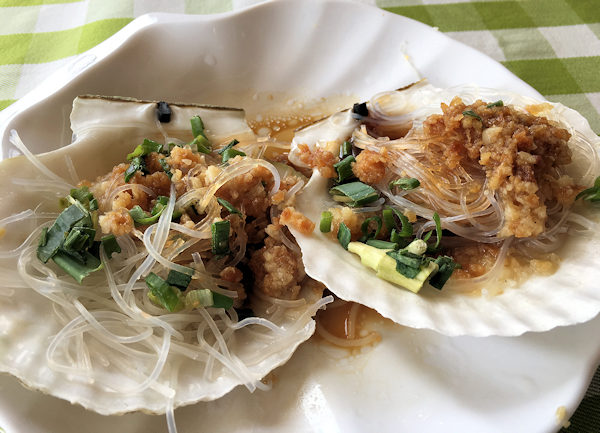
[289,82,600,337]
[0,96,330,415]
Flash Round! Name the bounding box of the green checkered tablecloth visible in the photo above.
[0,0,598,431]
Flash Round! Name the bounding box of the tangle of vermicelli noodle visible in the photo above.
[2,129,329,433]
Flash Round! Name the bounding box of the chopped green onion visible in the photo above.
[159,158,173,179]
[127,138,163,160]
[222,148,246,163]
[320,211,333,233]
[217,139,239,155]
[185,289,214,309]
[333,155,356,183]
[386,250,424,279]
[424,212,442,251]
[366,239,398,249]
[486,100,504,108]
[190,116,207,139]
[190,116,212,153]
[389,177,420,191]
[129,196,173,225]
[52,251,102,284]
[124,156,146,182]
[388,207,413,237]
[576,176,600,202]
[217,197,242,216]
[429,256,460,290]
[340,140,353,158]
[462,110,481,121]
[360,216,382,242]
[69,186,93,204]
[217,139,245,162]
[101,234,121,259]
[185,289,233,310]
[145,272,182,312]
[63,226,95,252]
[329,181,379,207]
[37,203,88,263]
[337,222,352,250]
[194,135,212,154]
[89,198,98,211]
[382,209,394,231]
[167,268,193,291]
[212,292,234,309]
[211,220,231,255]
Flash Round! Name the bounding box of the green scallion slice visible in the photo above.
[63,226,95,252]
[167,268,193,291]
[222,148,246,163]
[329,181,379,207]
[127,139,163,160]
[389,177,420,191]
[462,110,482,121]
[211,220,231,255]
[159,158,173,179]
[337,222,352,250]
[360,216,382,242]
[217,197,242,216]
[429,256,460,290]
[89,198,99,211]
[217,139,240,155]
[212,292,234,309]
[145,272,182,312]
[486,100,504,108]
[340,140,353,158]
[69,186,93,205]
[576,176,600,202]
[388,207,412,237]
[320,211,333,233]
[382,209,394,232]
[424,212,442,251]
[366,239,398,250]
[124,156,146,183]
[333,155,356,183]
[101,234,121,259]
[386,250,424,279]
[52,251,103,284]
[190,116,207,139]
[190,116,212,153]
[37,203,88,263]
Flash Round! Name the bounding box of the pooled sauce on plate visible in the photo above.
[315,299,382,350]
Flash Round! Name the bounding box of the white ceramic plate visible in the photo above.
[0,1,598,432]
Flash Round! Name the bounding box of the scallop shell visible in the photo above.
[0,96,322,414]
[291,83,600,337]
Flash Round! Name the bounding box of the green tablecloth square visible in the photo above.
[25,29,81,64]
[502,58,582,94]
[492,27,556,60]
[561,57,600,93]
[473,1,536,30]
[0,33,34,66]
[564,0,600,23]
[519,0,582,27]
[77,18,133,53]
